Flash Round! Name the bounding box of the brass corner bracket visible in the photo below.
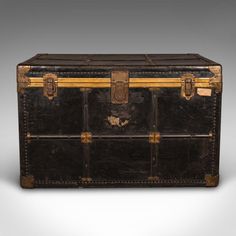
[17,66,31,93]
[81,132,92,143]
[148,176,160,181]
[149,132,160,143]
[80,88,92,92]
[43,73,58,100]
[181,73,195,100]
[205,174,219,187]
[81,177,92,182]
[20,175,35,188]
[208,131,214,141]
[209,66,222,93]
[26,132,31,143]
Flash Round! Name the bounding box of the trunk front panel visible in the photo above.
[19,86,219,186]
[18,62,221,187]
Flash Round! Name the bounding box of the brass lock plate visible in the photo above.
[181,73,195,100]
[43,73,58,100]
[111,70,129,104]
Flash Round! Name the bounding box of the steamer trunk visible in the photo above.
[17,54,222,188]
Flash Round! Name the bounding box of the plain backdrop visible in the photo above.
[0,0,236,236]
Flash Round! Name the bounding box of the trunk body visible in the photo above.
[17,54,222,188]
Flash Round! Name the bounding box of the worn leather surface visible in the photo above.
[29,140,83,180]
[18,54,222,188]
[158,88,214,133]
[90,140,150,180]
[89,88,152,135]
[26,88,83,134]
[20,54,219,66]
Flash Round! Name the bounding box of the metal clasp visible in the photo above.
[43,73,58,100]
[181,73,195,100]
[111,70,129,104]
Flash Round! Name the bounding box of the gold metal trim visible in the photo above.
[205,174,219,187]
[18,66,222,92]
[17,66,31,93]
[43,73,58,100]
[25,77,212,88]
[209,66,222,93]
[149,132,160,143]
[20,175,35,188]
[81,132,92,143]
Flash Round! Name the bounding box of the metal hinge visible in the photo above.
[111,70,129,104]
[43,73,58,100]
[181,73,195,100]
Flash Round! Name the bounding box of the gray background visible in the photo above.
[0,0,235,235]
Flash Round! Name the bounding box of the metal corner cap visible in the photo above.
[205,174,219,187]
[20,175,35,188]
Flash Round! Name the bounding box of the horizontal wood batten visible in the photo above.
[26,133,212,140]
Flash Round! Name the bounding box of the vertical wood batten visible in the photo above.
[82,89,92,181]
[149,89,160,179]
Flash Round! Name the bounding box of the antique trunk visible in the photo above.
[17,54,222,188]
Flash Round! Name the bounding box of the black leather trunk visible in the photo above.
[17,54,222,188]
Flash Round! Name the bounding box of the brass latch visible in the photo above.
[43,73,58,100]
[111,70,129,104]
[181,73,195,100]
